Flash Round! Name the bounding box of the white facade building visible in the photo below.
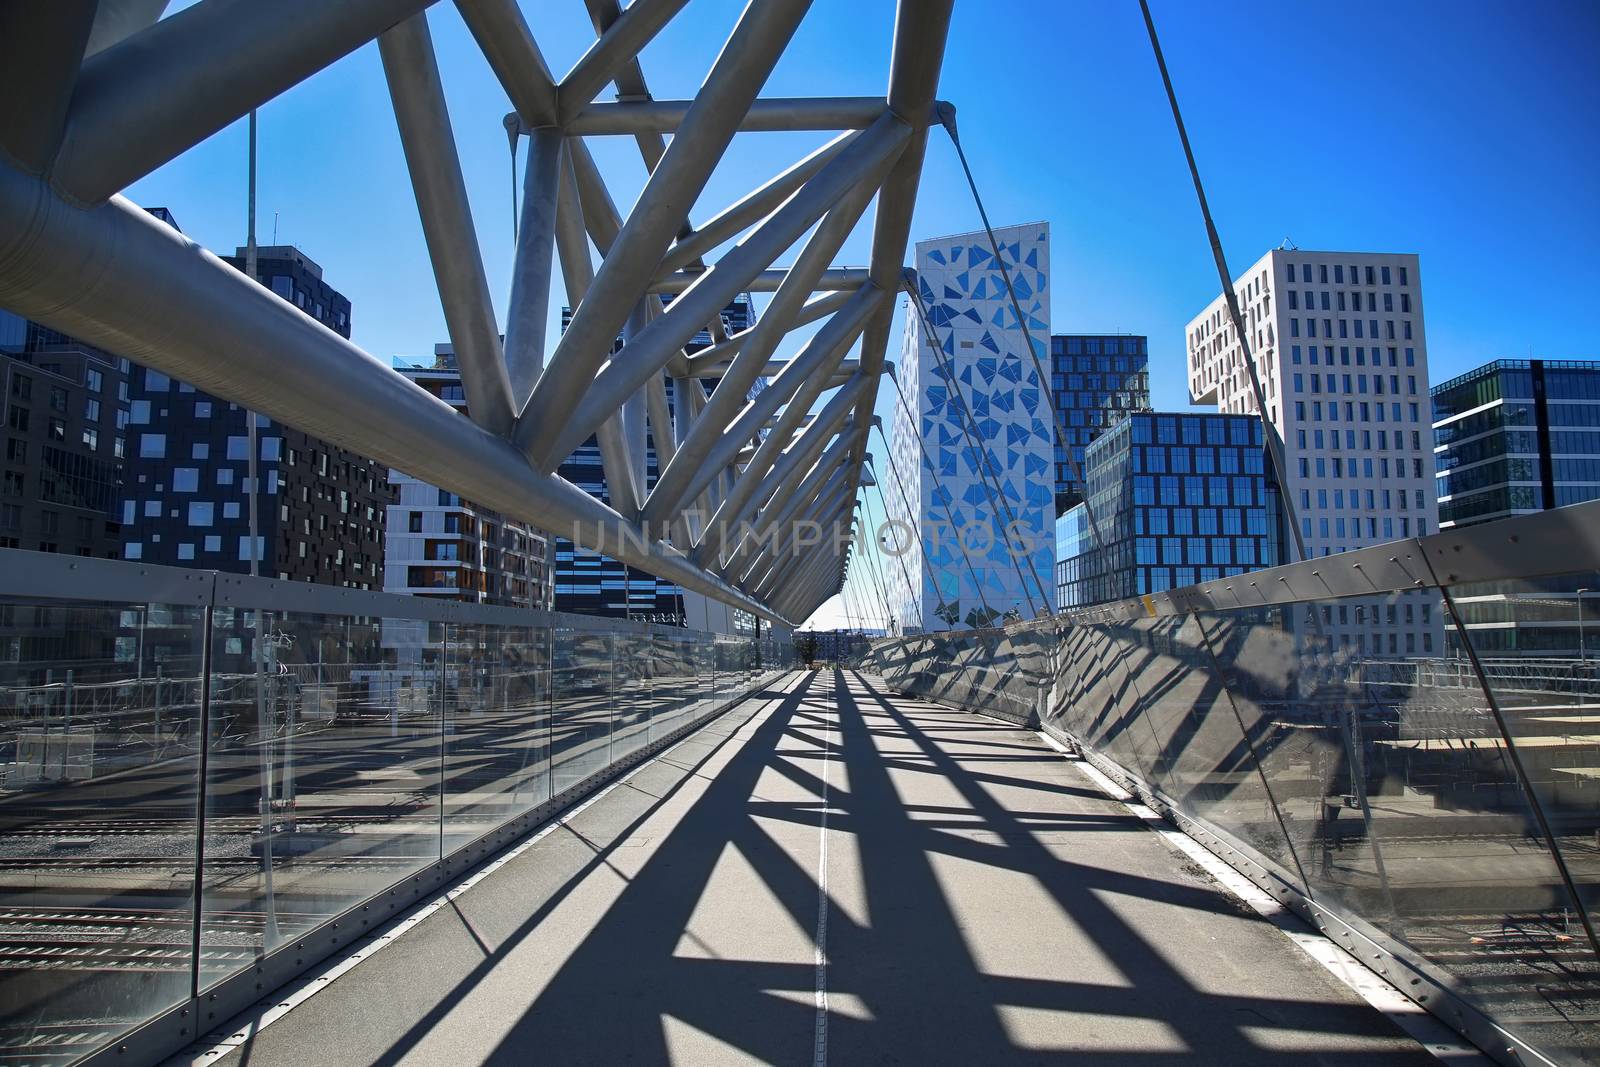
[1186,249,1442,657]
[885,224,1055,633]
[383,345,552,611]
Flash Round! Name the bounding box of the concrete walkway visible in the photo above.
[214,670,1436,1065]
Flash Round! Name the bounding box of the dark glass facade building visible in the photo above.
[1433,359,1600,529]
[121,243,392,587]
[1055,411,1282,608]
[1433,358,1600,656]
[0,314,131,561]
[553,296,755,622]
[1048,334,1150,514]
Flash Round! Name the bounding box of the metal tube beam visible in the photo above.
[0,2,99,174]
[841,0,953,531]
[729,436,853,580]
[0,170,785,621]
[641,152,896,526]
[567,135,623,254]
[557,0,691,123]
[52,0,434,204]
[566,96,937,134]
[85,0,171,58]
[683,289,852,373]
[645,372,676,470]
[380,14,514,436]
[649,282,879,529]
[503,125,562,408]
[456,0,558,126]
[551,114,902,464]
[658,130,855,274]
[516,0,812,470]
[767,540,839,613]
[650,267,868,295]
[580,0,669,170]
[687,355,858,381]
[752,492,849,599]
[701,369,868,564]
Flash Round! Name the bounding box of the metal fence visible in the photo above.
[0,550,795,1067]
[865,500,1600,1067]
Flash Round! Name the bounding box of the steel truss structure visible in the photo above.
[0,0,955,626]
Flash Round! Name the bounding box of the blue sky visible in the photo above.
[126,0,1600,629]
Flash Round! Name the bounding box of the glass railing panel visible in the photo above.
[1048,621,1160,786]
[441,620,551,854]
[0,596,206,1067]
[609,631,650,763]
[658,634,699,733]
[1445,568,1600,1061]
[1197,589,1596,1063]
[549,627,612,795]
[199,608,442,991]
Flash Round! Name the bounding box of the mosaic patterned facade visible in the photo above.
[885,225,1055,632]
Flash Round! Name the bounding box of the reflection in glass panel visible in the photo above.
[1198,595,1600,1065]
[550,629,612,794]
[199,610,442,991]
[442,622,551,853]
[1446,569,1600,1062]
[0,598,205,1066]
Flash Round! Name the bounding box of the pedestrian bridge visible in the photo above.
[181,670,1443,1066]
[2,500,1599,1066]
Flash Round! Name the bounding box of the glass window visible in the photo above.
[129,399,151,424]
[139,433,166,458]
[187,501,214,526]
[173,468,199,492]
[227,436,249,460]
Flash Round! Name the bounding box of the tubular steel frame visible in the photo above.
[0,0,956,627]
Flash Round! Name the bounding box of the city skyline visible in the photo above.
[124,1,1599,417]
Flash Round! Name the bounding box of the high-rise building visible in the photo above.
[885,224,1055,632]
[1433,359,1600,529]
[1054,411,1282,609]
[1049,334,1149,513]
[1432,358,1600,657]
[1186,249,1441,656]
[384,345,552,609]
[0,312,130,560]
[551,296,756,622]
[121,240,392,587]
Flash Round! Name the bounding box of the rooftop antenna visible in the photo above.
[1278,236,1299,250]
[272,211,278,245]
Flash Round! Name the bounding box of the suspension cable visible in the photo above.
[1137,0,1307,565]
[850,498,894,632]
[935,109,1107,563]
[851,483,915,639]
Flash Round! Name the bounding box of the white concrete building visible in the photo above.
[1186,249,1442,657]
[885,224,1056,632]
[383,345,552,611]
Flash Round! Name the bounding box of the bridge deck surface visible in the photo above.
[216,669,1435,1065]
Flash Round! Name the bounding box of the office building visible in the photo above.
[551,296,756,623]
[1186,249,1441,656]
[1434,359,1600,528]
[121,240,392,587]
[1056,411,1282,608]
[1049,334,1149,513]
[885,224,1055,632]
[1433,358,1600,656]
[0,313,130,561]
[384,345,552,609]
